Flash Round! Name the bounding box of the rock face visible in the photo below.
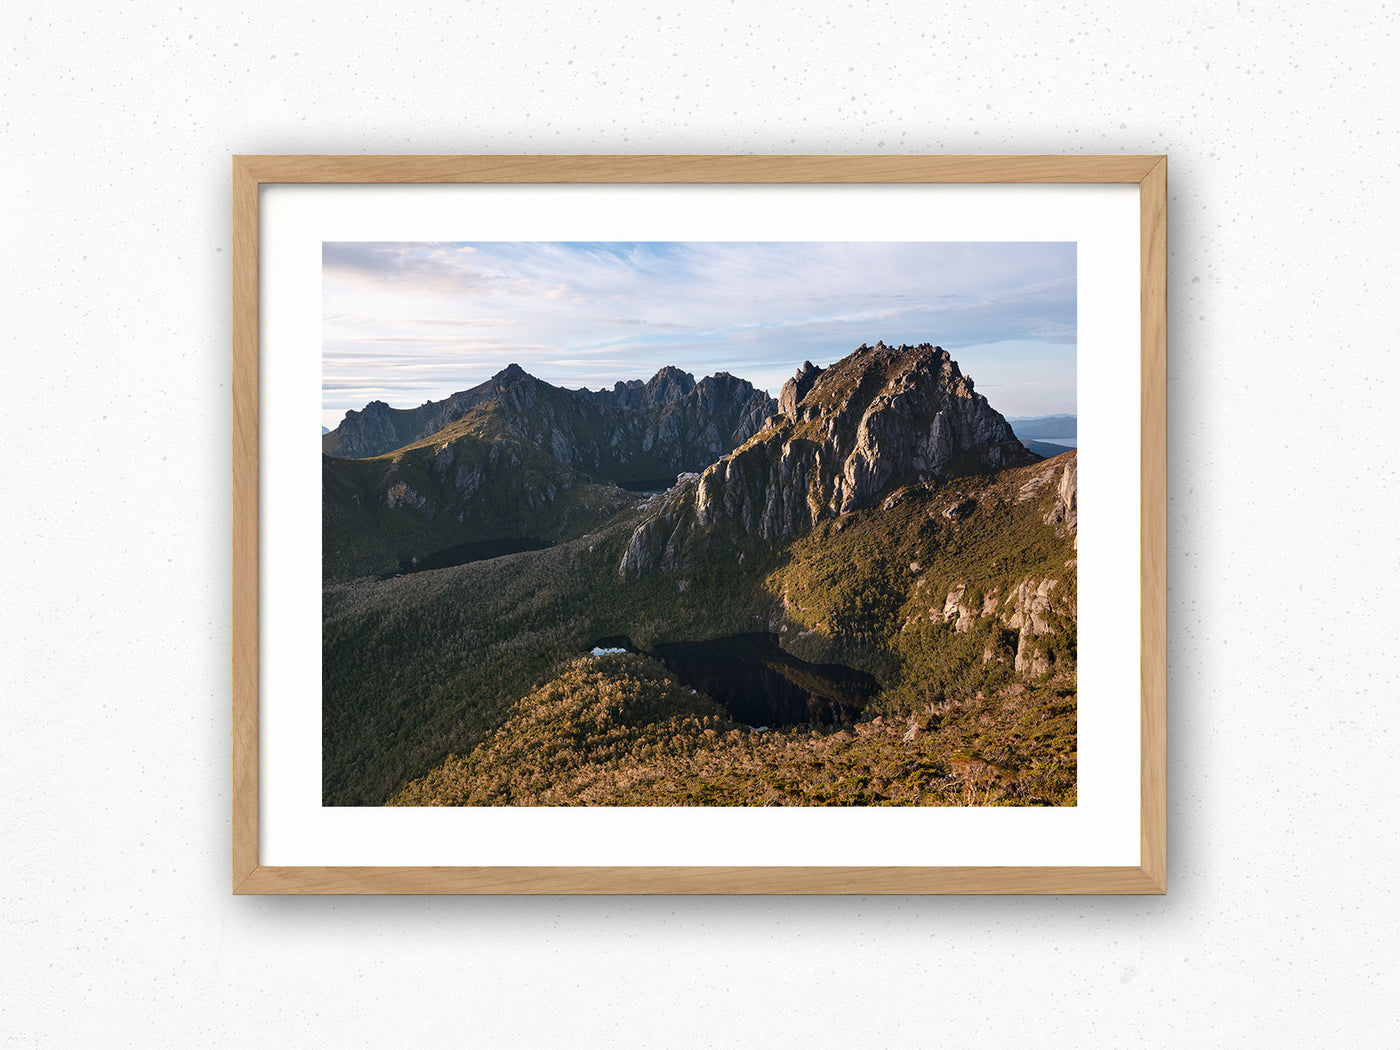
[323,363,777,580]
[1005,576,1072,675]
[324,368,528,459]
[912,453,1077,679]
[327,400,417,459]
[1045,454,1077,536]
[621,342,1038,575]
[608,364,696,409]
[777,360,822,418]
[324,364,775,487]
[940,571,1075,678]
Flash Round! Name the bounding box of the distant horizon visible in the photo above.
[323,241,1076,429]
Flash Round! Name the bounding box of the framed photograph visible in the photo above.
[233,155,1165,894]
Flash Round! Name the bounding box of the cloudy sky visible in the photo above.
[323,241,1075,429]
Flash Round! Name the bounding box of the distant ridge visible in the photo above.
[1008,414,1076,441]
[321,364,777,579]
[323,364,774,464]
[1022,439,1073,459]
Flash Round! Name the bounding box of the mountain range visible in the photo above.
[322,364,775,580]
[1006,413,1077,440]
[323,342,1078,808]
[618,342,1038,574]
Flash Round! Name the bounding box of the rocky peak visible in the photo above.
[323,400,414,459]
[1044,453,1077,540]
[620,342,1038,575]
[644,365,698,405]
[693,371,760,414]
[341,399,394,429]
[778,360,823,418]
[328,360,776,467]
[609,366,701,410]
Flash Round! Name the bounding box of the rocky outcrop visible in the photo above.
[618,508,682,576]
[717,342,1034,535]
[325,366,534,459]
[1045,454,1077,536]
[931,572,1073,679]
[382,481,429,514]
[609,364,696,409]
[620,342,1037,575]
[778,360,822,417]
[602,371,774,474]
[921,454,1078,679]
[325,400,417,459]
[1006,577,1065,676]
[944,498,976,521]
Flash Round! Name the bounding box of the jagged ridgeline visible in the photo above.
[322,364,775,580]
[323,343,1078,807]
[618,341,1038,573]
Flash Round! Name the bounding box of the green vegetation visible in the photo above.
[322,435,639,580]
[766,461,1077,702]
[323,513,783,805]
[325,452,1078,807]
[322,367,775,580]
[389,654,1074,807]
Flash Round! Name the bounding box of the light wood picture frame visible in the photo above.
[233,154,1166,894]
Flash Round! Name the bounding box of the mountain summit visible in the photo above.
[324,364,773,468]
[322,363,776,579]
[620,342,1036,574]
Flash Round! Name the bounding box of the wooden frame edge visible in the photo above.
[231,154,1167,895]
[1139,157,1168,893]
[232,157,260,890]
[235,865,1164,895]
[231,153,1165,185]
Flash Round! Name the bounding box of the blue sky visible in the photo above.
[323,241,1076,429]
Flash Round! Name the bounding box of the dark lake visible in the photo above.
[590,632,877,727]
[394,537,551,575]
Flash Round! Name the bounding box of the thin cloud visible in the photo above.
[323,241,1076,426]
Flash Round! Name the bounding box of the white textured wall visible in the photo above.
[5,2,1398,1046]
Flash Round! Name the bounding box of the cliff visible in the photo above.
[324,363,775,483]
[620,342,1038,575]
[322,363,777,579]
